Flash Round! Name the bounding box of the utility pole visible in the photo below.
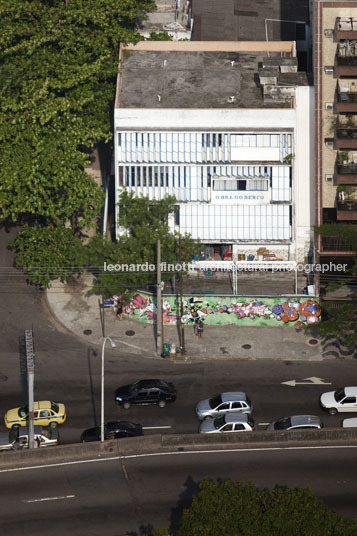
[25,330,35,449]
[157,240,164,355]
[178,237,185,354]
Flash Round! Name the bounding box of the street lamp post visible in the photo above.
[101,336,116,442]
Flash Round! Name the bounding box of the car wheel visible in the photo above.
[158,400,166,408]
[328,407,337,415]
[12,424,20,430]
[123,402,131,410]
[49,422,58,429]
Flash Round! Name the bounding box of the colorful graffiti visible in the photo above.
[121,293,321,327]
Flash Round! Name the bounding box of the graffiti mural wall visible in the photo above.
[123,293,321,327]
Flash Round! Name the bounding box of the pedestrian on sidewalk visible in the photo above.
[116,300,123,320]
[197,321,204,338]
[194,319,199,336]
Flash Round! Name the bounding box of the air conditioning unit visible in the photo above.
[325,138,334,147]
[324,29,334,38]
[325,174,333,182]
[324,66,334,74]
[325,102,333,111]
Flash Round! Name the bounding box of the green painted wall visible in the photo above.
[124,293,321,327]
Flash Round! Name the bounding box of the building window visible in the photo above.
[213,178,268,191]
[295,23,306,41]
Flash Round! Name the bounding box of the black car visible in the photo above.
[115,379,177,409]
[80,421,143,443]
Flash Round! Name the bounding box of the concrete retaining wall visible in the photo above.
[1,429,357,470]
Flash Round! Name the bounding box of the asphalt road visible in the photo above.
[0,446,356,535]
[0,227,357,443]
[1,227,357,534]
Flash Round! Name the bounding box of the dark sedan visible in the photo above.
[115,379,177,409]
[80,421,143,443]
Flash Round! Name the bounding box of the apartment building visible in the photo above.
[113,41,313,291]
[314,0,357,293]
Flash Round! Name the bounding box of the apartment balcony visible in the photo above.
[335,17,357,40]
[320,235,355,254]
[337,91,357,112]
[336,163,357,185]
[336,56,357,76]
[336,201,357,220]
[335,129,357,149]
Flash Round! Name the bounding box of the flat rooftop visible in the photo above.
[191,0,310,41]
[116,42,309,110]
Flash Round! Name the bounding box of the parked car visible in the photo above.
[115,379,176,409]
[195,392,252,420]
[4,401,66,429]
[80,421,143,442]
[199,414,255,434]
[266,415,323,431]
[341,418,357,428]
[0,429,18,451]
[320,387,357,415]
[0,426,58,451]
[17,426,59,448]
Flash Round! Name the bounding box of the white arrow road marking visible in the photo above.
[142,426,172,430]
[23,495,75,503]
[281,377,332,387]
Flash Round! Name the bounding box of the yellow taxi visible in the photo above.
[4,401,66,429]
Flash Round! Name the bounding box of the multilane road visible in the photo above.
[0,445,356,535]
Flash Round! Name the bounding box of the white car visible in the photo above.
[341,418,357,428]
[195,392,252,420]
[266,415,322,431]
[199,414,255,434]
[320,387,357,415]
[17,426,59,448]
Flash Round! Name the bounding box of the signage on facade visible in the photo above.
[213,192,271,204]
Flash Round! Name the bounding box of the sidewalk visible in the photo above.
[46,274,356,362]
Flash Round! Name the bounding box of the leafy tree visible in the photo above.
[0,0,155,227]
[11,224,88,289]
[88,191,200,299]
[0,0,155,282]
[314,223,357,345]
[174,478,357,536]
[146,31,173,41]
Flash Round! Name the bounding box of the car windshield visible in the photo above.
[214,416,226,430]
[334,388,346,403]
[51,402,59,413]
[18,406,28,418]
[274,417,291,430]
[209,395,222,409]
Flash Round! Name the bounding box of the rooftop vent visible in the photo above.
[228,96,236,103]
[157,95,161,102]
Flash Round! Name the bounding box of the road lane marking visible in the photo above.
[142,426,172,430]
[1,445,357,473]
[282,377,332,387]
[258,423,269,426]
[23,495,75,503]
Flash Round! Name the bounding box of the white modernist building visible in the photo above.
[114,41,314,277]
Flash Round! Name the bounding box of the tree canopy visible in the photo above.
[0,0,156,284]
[140,478,357,536]
[89,191,200,299]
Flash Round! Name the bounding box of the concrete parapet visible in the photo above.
[1,430,357,470]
